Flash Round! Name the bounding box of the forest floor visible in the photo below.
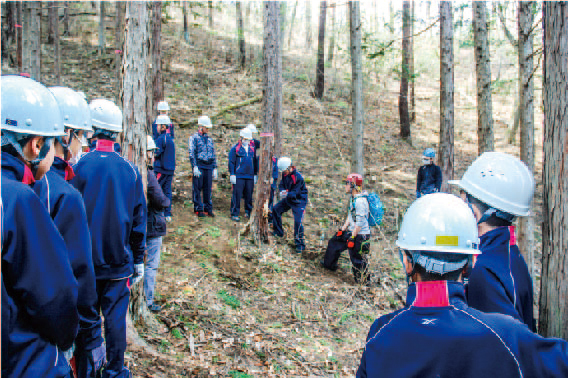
[3,11,544,378]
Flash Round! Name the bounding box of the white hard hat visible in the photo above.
[89,99,123,132]
[156,115,171,125]
[240,128,253,140]
[246,123,258,133]
[396,193,480,255]
[49,86,93,131]
[157,101,170,111]
[147,135,157,151]
[277,157,292,172]
[198,116,212,128]
[1,75,66,136]
[448,152,534,217]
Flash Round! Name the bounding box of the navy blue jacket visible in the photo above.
[279,168,308,205]
[2,153,79,377]
[189,131,217,170]
[416,163,442,197]
[271,157,279,189]
[72,139,147,280]
[147,168,170,238]
[467,226,535,331]
[33,157,101,350]
[228,140,258,179]
[253,138,260,149]
[357,281,568,378]
[154,130,176,174]
[152,121,175,141]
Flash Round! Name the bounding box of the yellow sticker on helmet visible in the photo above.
[436,235,459,246]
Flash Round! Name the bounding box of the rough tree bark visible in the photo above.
[48,1,56,44]
[236,1,245,69]
[147,1,163,133]
[22,1,41,80]
[98,1,105,54]
[16,1,22,72]
[63,1,70,36]
[305,1,312,50]
[349,1,364,175]
[517,1,535,280]
[327,1,336,63]
[439,1,454,193]
[2,1,16,61]
[473,1,495,154]
[313,1,327,100]
[287,0,298,49]
[53,1,60,85]
[539,1,568,340]
[115,1,125,103]
[253,1,282,242]
[399,1,411,141]
[121,0,150,325]
[410,0,415,122]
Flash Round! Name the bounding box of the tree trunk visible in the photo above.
[183,1,189,43]
[115,1,125,103]
[63,1,70,36]
[47,1,56,44]
[22,1,41,80]
[208,0,213,29]
[410,0,415,122]
[287,0,298,49]
[497,3,517,48]
[349,1,364,175]
[327,1,336,62]
[399,1,411,140]
[279,2,287,48]
[254,1,282,242]
[53,2,60,85]
[313,1,327,100]
[121,0,151,326]
[2,1,16,61]
[473,1,495,154]
[517,1,535,281]
[236,1,245,69]
[539,1,568,340]
[98,1,105,54]
[16,1,22,72]
[305,1,312,50]
[439,1,454,193]
[147,1,163,133]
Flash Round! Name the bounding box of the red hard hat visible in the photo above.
[346,173,363,187]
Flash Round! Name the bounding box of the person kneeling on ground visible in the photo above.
[321,173,371,284]
[228,127,258,222]
[145,136,171,313]
[272,157,308,253]
[357,193,568,378]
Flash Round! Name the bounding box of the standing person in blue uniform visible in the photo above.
[1,75,79,377]
[72,99,147,378]
[154,115,176,222]
[321,173,371,284]
[145,136,170,313]
[272,157,309,253]
[189,115,218,217]
[449,152,536,330]
[267,156,279,222]
[34,86,106,377]
[228,127,258,222]
[152,101,175,140]
[357,193,568,378]
[416,147,442,198]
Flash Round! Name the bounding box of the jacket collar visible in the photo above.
[95,139,115,152]
[479,226,515,250]
[50,156,75,181]
[1,152,36,185]
[406,281,467,308]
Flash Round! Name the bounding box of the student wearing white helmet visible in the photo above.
[152,101,175,140]
[154,114,176,222]
[272,157,309,253]
[357,193,568,378]
[246,123,261,149]
[449,152,536,330]
[33,86,106,376]
[188,115,218,217]
[71,98,147,377]
[1,75,80,377]
[228,127,258,221]
[144,135,171,313]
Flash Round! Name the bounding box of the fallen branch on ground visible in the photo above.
[178,96,262,128]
